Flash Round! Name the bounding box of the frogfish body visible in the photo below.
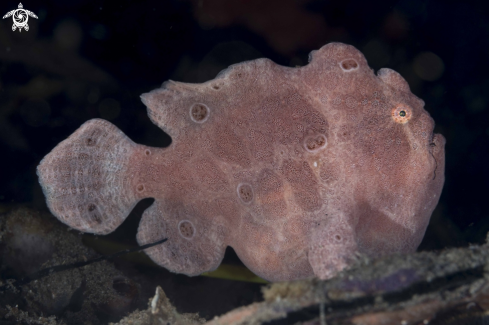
[37,43,445,282]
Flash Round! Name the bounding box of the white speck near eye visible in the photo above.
[313,161,318,167]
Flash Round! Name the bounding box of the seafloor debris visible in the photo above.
[4,206,489,325]
[110,234,489,325]
[202,237,489,325]
[0,207,142,324]
[115,286,204,325]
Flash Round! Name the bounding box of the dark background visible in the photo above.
[1,0,489,321]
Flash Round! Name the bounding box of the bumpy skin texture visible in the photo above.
[37,43,445,282]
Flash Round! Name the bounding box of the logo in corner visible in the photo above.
[2,3,38,32]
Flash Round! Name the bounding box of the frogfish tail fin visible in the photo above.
[37,119,139,234]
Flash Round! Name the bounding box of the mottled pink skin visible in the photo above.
[37,43,445,282]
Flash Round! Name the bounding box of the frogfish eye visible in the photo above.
[391,105,412,124]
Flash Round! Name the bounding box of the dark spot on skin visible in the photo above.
[137,184,144,192]
[341,59,359,71]
[145,149,151,156]
[91,214,102,223]
[237,183,253,204]
[305,135,327,152]
[335,235,342,241]
[179,220,195,239]
[190,104,209,123]
[88,205,102,224]
[86,138,95,146]
[212,84,220,90]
